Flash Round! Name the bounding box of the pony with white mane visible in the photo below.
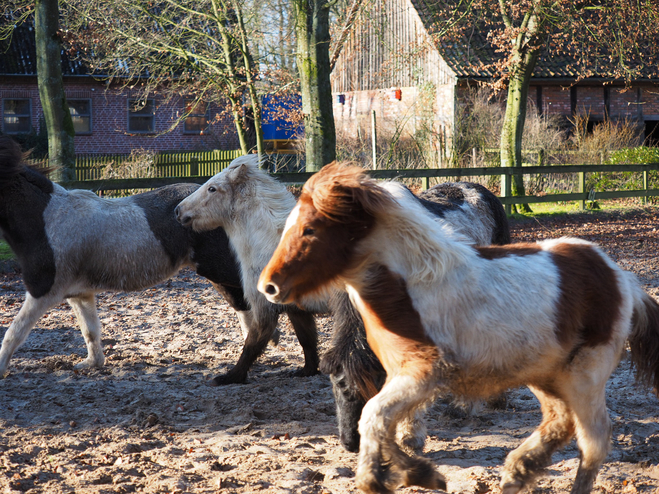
[0,136,306,382]
[176,155,323,383]
[259,162,659,494]
[175,154,511,453]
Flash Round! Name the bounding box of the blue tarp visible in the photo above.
[261,95,302,140]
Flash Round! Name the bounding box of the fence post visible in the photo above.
[501,170,511,215]
[371,110,377,170]
[537,149,545,167]
[579,171,586,210]
[644,168,649,205]
[472,147,477,167]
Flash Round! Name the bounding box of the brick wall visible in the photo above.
[0,77,240,154]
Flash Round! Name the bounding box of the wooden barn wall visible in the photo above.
[331,0,456,92]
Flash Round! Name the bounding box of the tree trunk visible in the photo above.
[228,94,250,155]
[499,3,541,213]
[231,0,265,160]
[500,48,538,213]
[294,0,336,172]
[35,0,75,181]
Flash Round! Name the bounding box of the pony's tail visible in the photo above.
[628,286,659,395]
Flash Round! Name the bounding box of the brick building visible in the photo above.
[0,23,239,154]
[331,0,659,159]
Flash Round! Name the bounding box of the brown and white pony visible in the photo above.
[175,155,510,452]
[258,162,659,494]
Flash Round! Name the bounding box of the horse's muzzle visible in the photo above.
[175,205,192,227]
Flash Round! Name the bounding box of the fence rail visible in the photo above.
[74,150,243,180]
[60,162,659,213]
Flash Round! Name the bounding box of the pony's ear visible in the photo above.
[229,163,251,185]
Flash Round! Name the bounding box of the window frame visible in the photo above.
[2,98,32,134]
[68,98,93,135]
[183,99,210,134]
[127,99,156,134]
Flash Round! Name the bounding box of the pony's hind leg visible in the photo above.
[68,294,105,369]
[564,361,614,494]
[357,374,446,494]
[285,308,319,377]
[501,386,575,494]
[0,292,62,376]
[569,396,611,494]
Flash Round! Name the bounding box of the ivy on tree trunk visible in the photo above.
[294,0,336,172]
[35,0,75,181]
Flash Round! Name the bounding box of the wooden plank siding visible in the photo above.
[331,0,455,93]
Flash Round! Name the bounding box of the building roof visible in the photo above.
[408,0,655,81]
[0,21,90,77]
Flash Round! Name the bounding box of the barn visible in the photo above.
[330,0,659,163]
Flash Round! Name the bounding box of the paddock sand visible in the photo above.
[1,208,659,494]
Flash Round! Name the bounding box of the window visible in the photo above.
[128,99,155,133]
[68,99,92,134]
[184,99,209,134]
[645,121,659,147]
[3,99,32,134]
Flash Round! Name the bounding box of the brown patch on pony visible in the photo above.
[549,242,621,350]
[260,190,378,303]
[355,264,439,379]
[474,244,542,259]
[261,162,398,303]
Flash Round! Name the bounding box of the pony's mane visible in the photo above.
[0,137,58,191]
[0,137,28,188]
[304,162,474,285]
[303,162,396,223]
[228,154,296,211]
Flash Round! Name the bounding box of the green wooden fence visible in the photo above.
[74,150,243,180]
[61,161,659,213]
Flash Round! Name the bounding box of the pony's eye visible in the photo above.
[208,186,216,193]
[302,227,315,236]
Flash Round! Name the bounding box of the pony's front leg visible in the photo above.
[0,292,61,376]
[211,306,279,385]
[68,295,105,369]
[356,373,446,494]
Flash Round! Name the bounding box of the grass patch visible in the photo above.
[508,198,656,221]
[0,240,15,261]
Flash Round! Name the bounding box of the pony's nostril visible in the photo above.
[264,283,278,296]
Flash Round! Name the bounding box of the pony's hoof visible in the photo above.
[401,458,446,491]
[290,367,320,378]
[355,474,394,494]
[501,480,524,494]
[396,426,426,455]
[74,357,104,370]
[209,373,247,386]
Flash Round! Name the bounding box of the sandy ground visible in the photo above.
[1,207,659,494]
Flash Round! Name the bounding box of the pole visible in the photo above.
[371,110,377,170]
